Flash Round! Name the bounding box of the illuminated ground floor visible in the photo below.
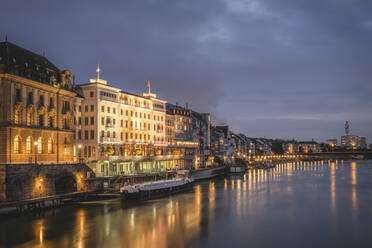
[88,158,193,177]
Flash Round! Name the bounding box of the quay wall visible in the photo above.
[0,164,5,202]
[2,163,94,202]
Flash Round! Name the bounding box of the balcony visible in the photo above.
[100,137,121,143]
[105,123,115,129]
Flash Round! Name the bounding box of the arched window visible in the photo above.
[26,136,32,154]
[47,138,53,154]
[14,109,21,124]
[37,137,43,154]
[26,111,33,125]
[14,136,20,153]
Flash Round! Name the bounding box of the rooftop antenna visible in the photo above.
[5,34,7,42]
[96,64,100,80]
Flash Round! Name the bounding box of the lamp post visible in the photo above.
[34,141,38,165]
[77,144,82,164]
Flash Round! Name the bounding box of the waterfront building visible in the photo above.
[166,104,198,168]
[282,141,299,154]
[326,139,337,147]
[231,133,248,158]
[254,138,272,155]
[210,126,234,164]
[76,72,198,176]
[341,135,367,150]
[190,111,211,168]
[0,41,77,164]
[298,141,320,153]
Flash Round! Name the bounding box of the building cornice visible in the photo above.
[0,73,77,97]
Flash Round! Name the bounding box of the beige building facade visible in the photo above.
[0,41,77,165]
[76,73,197,176]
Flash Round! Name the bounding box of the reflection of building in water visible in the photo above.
[330,162,336,215]
[351,162,358,214]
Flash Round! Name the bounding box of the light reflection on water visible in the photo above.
[2,160,372,248]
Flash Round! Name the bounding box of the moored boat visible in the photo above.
[120,177,194,205]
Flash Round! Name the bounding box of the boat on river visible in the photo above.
[190,166,226,181]
[120,177,194,205]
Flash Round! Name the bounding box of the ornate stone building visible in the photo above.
[0,41,77,164]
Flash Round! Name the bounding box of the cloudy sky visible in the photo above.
[1,0,371,142]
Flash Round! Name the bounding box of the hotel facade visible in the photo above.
[75,72,198,177]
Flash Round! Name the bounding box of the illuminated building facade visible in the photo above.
[341,135,367,150]
[298,141,320,153]
[282,141,299,154]
[76,72,198,176]
[326,139,337,147]
[0,41,77,164]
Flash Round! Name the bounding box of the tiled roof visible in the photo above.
[0,41,73,91]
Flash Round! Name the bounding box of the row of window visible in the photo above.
[101,118,164,131]
[15,89,55,107]
[101,131,165,142]
[120,96,150,108]
[76,130,95,140]
[14,110,70,129]
[101,107,164,122]
[75,116,95,126]
[13,136,54,154]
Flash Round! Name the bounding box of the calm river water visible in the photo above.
[1,160,372,248]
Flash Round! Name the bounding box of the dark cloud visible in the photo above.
[1,0,371,142]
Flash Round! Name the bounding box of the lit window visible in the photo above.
[26,136,32,154]
[47,138,53,154]
[14,136,20,153]
[37,137,43,154]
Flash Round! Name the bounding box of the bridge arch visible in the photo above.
[54,173,77,195]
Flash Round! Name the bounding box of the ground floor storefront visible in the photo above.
[88,158,193,177]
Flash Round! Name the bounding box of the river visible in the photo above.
[1,160,372,248]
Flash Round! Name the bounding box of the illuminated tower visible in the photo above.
[344,121,350,136]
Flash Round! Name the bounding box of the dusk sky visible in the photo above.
[1,0,371,143]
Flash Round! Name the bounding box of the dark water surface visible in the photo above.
[1,160,372,248]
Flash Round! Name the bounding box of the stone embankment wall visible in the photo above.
[1,163,95,203]
[0,165,6,202]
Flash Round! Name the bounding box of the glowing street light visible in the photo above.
[34,141,39,165]
[77,144,82,163]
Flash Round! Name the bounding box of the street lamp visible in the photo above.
[77,144,82,163]
[34,141,38,165]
